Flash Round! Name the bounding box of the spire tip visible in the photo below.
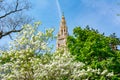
[62,12,64,16]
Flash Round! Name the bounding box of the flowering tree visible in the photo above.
[0,22,54,80]
[33,50,114,80]
[0,23,114,80]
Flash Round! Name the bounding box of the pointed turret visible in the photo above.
[56,14,68,49]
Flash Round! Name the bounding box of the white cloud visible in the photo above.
[55,0,62,20]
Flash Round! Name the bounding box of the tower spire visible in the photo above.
[56,14,68,50]
[62,12,64,16]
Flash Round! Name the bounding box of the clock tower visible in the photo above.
[56,14,68,49]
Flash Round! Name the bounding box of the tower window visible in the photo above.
[58,44,60,47]
[64,29,65,31]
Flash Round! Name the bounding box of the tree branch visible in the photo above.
[9,34,13,40]
[0,28,23,39]
[0,0,31,39]
[15,0,19,10]
[0,8,24,19]
[0,0,27,19]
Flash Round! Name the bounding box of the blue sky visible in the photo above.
[29,0,120,36]
[1,0,120,47]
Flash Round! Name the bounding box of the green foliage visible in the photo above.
[67,26,120,77]
[0,23,115,80]
[67,26,114,62]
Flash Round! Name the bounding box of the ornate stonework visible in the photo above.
[56,14,68,49]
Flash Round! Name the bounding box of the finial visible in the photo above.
[62,12,64,16]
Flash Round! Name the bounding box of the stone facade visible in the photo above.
[56,15,68,49]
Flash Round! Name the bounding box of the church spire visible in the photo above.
[56,14,68,49]
[61,13,66,26]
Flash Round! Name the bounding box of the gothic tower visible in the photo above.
[56,14,68,49]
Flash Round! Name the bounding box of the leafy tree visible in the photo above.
[0,23,114,80]
[67,26,114,63]
[67,26,120,78]
[0,0,31,39]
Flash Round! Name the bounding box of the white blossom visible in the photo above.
[0,22,114,80]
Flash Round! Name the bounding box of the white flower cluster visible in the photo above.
[10,22,54,54]
[33,51,114,80]
[0,51,114,80]
[0,22,114,80]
